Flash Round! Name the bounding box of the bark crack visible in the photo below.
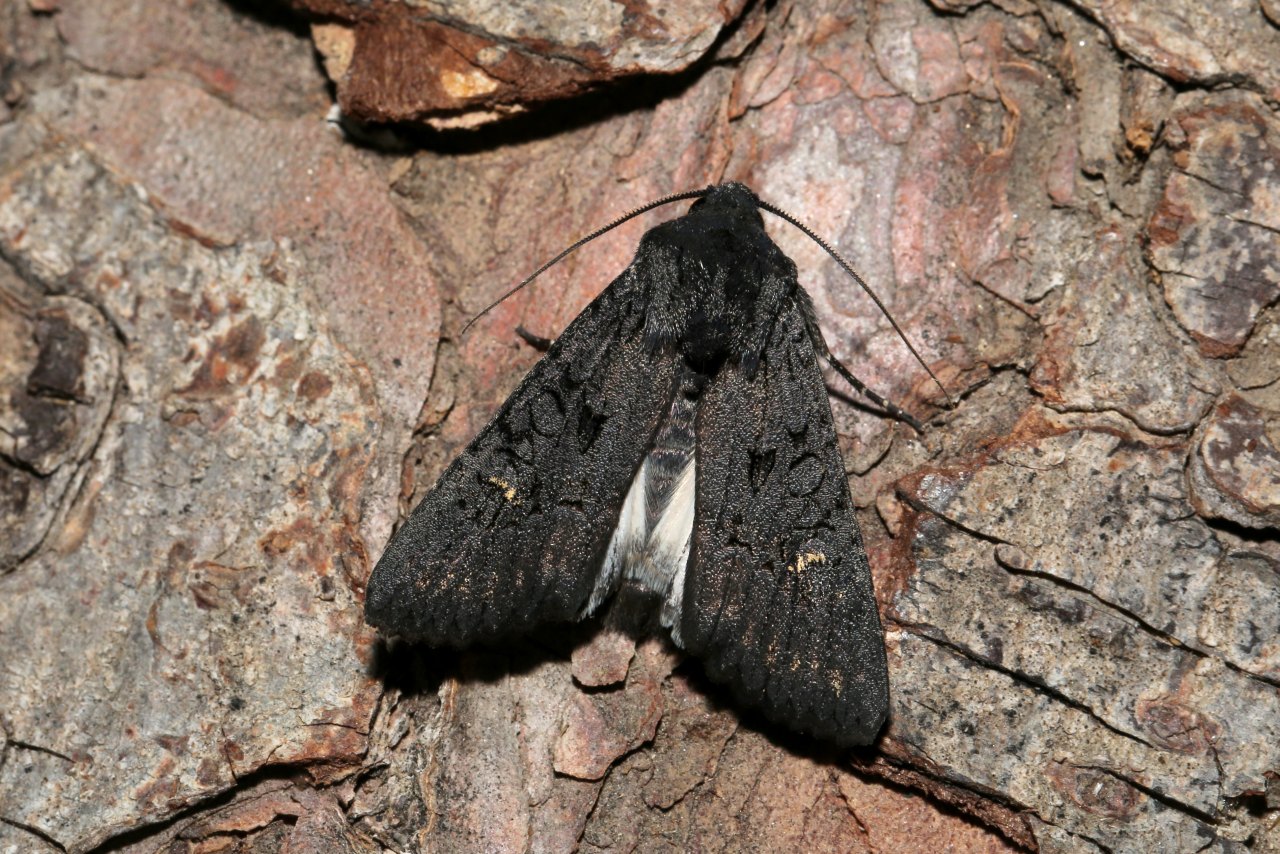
[1000,562,1280,692]
[1075,762,1221,827]
[0,815,66,852]
[905,497,1280,693]
[1224,212,1280,239]
[7,739,74,763]
[905,629,1167,756]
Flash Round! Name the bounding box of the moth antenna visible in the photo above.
[756,200,954,410]
[460,187,712,338]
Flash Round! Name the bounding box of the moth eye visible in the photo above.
[786,453,824,496]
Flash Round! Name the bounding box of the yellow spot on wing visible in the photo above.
[787,550,827,574]
[487,476,520,504]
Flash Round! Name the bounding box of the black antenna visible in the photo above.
[459,187,710,337]
[756,199,954,409]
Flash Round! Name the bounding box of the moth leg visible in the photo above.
[515,325,554,352]
[823,352,924,433]
[792,287,925,432]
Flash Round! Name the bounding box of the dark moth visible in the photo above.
[366,182,894,746]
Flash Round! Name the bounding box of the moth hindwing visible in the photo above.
[366,182,891,746]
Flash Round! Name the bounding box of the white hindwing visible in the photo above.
[584,454,696,640]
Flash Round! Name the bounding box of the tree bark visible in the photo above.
[0,0,1276,851]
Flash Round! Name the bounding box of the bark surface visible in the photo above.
[1,0,1277,851]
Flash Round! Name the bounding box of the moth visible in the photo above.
[367,182,936,746]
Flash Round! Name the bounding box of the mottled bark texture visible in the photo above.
[0,0,1276,852]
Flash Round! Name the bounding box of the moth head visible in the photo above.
[689,182,765,224]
